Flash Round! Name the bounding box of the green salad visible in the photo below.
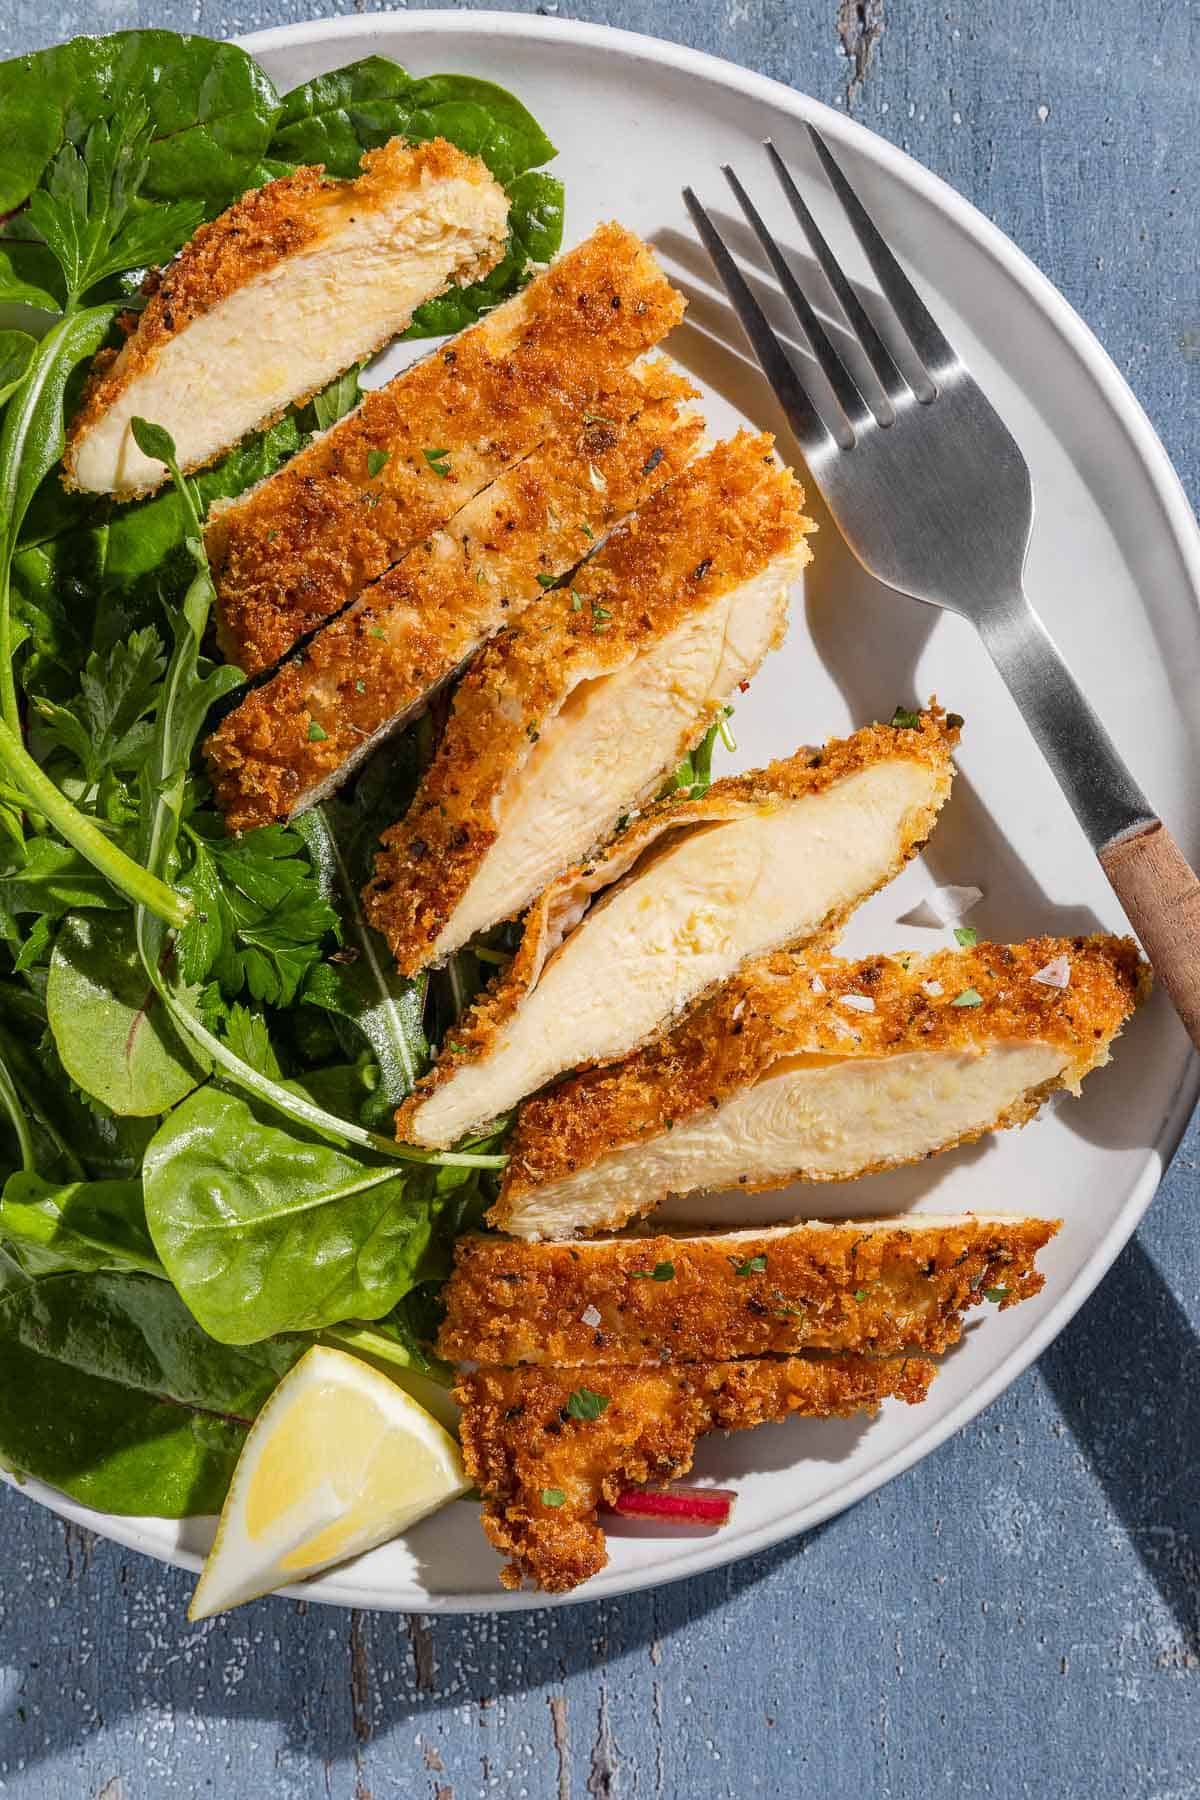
[0,28,578,1520]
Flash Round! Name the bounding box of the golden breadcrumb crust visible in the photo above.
[397,711,956,1141]
[457,1353,935,1590]
[64,140,500,497]
[204,358,703,830]
[365,433,814,972]
[207,223,687,671]
[493,934,1148,1222]
[437,1215,1058,1366]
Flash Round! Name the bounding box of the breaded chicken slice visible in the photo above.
[458,1353,935,1591]
[204,357,703,830]
[207,223,686,672]
[365,434,815,973]
[65,139,509,500]
[437,1214,1059,1367]
[492,935,1148,1239]
[398,713,957,1146]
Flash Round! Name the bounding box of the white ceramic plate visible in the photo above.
[11,11,1199,1613]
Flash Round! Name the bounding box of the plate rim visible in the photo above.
[9,7,1197,1616]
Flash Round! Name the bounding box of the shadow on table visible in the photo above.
[1040,1230,1200,1658]
[0,1494,829,1775]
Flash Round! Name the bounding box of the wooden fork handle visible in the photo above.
[1099,822,1200,1051]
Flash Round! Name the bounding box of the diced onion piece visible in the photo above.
[922,979,944,998]
[926,883,984,923]
[1032,954,1071,989]
[610,1484,736,1526]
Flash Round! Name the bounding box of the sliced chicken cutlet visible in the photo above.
[65,139,509,500]
[458,1353,935,1591]
[365,434,815,973]
[207,223,686,672]
[398,712,957,1146]
[204,358,703,830]
[492,935,1147,1239]
[438,1214,1059,1367]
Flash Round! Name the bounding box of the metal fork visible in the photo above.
[685,129,1200,1052]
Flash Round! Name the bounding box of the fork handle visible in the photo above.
[1099,824,1200,1048]
[979,589,1200,1052]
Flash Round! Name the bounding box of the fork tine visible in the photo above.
[682,185,841,457]
[763,139,909,407]
[720,162,873,434]
[805,125,956,383]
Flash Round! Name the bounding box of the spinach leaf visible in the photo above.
[0,1000,155,1186]
[46,911,203,1116]
[0,31,281,216]
[270,59,564,339]
[295,807,427,1106]
[270,60,554,181]
[143,1084,454,1344]
[405,167,564,338]
[0,1271,301,1515]
[0,1169,161,1277]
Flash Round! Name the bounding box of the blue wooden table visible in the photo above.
[1,3,1197,1795]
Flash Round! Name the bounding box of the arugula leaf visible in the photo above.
[295,806,428,1105]
[27,107,203,308]
[143,1084,466,1343]
[0,1271,302,1515]
[0,333,35,411]
[0,1169,161,1277]
[46,911,203,1116]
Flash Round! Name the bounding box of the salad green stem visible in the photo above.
[0,1045,34,1174]
[0,718,191,926]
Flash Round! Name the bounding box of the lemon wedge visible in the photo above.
[189,1345,467,1619]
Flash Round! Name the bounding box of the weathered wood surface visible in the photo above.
[0,1,1197,1795]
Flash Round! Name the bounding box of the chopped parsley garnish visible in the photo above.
[571,589,583,611]
[954,926,978,948]
[354,679,366,694]
[541,1488,566,1508]
[422,447,451,478]
[853,1288,869,1302]
[983,1286,1009,1304]
[730,1253,768,1277]
[591,599,612,630]
[692,558,712,582]
[266,528,279,543]
[642,445,664,476]
[475,567,486,585]
[951,987,983,1007]
[526,723,540,742]
[580,522,594,539]
[307,720,328,742]
[890,705,922,729]
[447,1041,468,1054]
[367,449,391,479]
[566,1387,610,1421]
[368,625,386,640]
[631,1261,675,1282]
[536,572,557,588]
